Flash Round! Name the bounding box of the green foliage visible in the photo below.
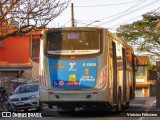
[146,64,156,71]
[116,12,160,64]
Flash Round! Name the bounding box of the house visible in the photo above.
[0,21,42,93]
[135,56,156,97]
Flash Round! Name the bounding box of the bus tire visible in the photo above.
[37,102,43,111]
[126,102,130,109]
[116,90,122,113]
[48,104,53,109]
[130,87,133,100]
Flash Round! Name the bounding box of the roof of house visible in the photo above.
[0,65,32,71]
[0,61,32,71]
[0,20,47,37]
[137,56,149,65]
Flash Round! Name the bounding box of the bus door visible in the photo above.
[112,42,117,104]
[122,48,127,102]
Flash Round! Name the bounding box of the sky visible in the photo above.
[50,0,160,33]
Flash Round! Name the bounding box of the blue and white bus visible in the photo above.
[39,27,138,112]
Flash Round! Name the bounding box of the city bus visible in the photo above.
[39,27,138,112]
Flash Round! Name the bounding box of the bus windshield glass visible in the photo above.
[47,31,100,55]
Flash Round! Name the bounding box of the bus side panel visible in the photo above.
[107,31,135,108]
[96,29,109,102]
[39,33,51,102]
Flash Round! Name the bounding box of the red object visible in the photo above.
[48,91,54,94]
[93,91,97,94]
[69,56,77,59]
[0,36,30,64]
[0,28,43,66]
[41,70,46,87]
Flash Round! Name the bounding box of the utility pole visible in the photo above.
[71,3,75,27]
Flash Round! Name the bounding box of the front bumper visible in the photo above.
[11,99,39,110]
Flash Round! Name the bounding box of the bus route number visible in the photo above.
[67,33,79,39]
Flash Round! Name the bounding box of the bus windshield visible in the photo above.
[47,31,100,55]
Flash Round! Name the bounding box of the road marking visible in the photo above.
[153,100,156,104]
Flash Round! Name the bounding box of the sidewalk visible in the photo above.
[140,97,160,117]
[130,97,156,106]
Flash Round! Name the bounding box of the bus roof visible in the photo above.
[47,27,102,32]
[107,29,133,51]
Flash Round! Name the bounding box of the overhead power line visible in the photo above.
[76,0,148,22]
[57,0,160,28]
[73,0,144,7]
[151,7,160,13]
[61,20,71,27]
[108,15,142,28]
[98,0,148,22]
[75,20,99,27]
[98,0,160,26]
[107,7,160,30]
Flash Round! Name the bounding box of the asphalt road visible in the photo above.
[1,97,160,120]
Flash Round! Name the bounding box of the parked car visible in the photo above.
[9,83,42,111]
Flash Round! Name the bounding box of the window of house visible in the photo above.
[31,38,40,62]
[136,66,146,76]
[135,88,144,97]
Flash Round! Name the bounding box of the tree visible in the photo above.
[116,12,160,63]
[0,0,70,41]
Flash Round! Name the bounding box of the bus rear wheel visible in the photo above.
[125,102,130,109]
[116,91,122,113]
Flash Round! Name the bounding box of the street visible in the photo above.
[1,97,160,120]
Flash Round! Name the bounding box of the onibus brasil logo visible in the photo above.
[1,112,42,117]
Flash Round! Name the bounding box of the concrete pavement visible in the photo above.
[127,97,160,118]
[1,96,160,118]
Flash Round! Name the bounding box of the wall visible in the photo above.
[0,36,30,64]
[32,61,39,78]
